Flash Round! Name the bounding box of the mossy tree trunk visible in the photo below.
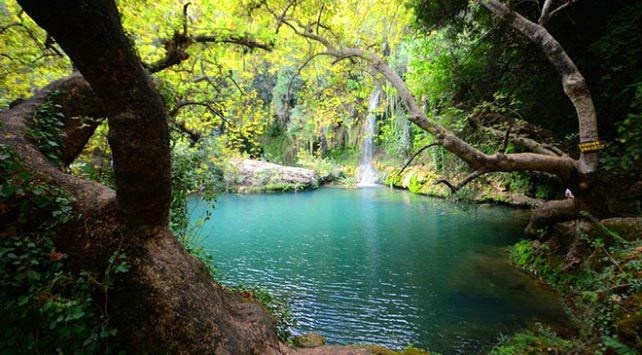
[3,0,280,352]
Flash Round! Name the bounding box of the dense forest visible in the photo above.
[1,0,641,354]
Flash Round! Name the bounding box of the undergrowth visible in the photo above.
[0,143,128,353]
[498,220,642,354]
[27,95,65,166]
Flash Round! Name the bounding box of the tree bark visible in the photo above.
[477,0,600,177]
[1,89,281,353]
[8,0,281,352]
[18,0,171,227]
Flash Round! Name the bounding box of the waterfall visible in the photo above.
[357,87,382,187]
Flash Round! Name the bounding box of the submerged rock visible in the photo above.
[229,159,319,193]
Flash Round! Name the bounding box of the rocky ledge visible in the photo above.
[229,159,319,193]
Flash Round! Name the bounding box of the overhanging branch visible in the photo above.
[272,13,578,182]
[477,0,598,175]
[144,32,273,73]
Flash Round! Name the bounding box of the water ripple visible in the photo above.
[190,188,565,353]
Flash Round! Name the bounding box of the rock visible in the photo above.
[229,159,319,193]
[532,239,542,249]
[552,217,642,244]
[292,333,326,348]
[600,217,642,241]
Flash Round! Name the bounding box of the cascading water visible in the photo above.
[357,87,382,187]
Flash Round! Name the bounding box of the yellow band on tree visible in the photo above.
[578,141,605,152]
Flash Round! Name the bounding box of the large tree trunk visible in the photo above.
[7,0,281,352]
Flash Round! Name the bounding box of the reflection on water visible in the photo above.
[188,187,566,354]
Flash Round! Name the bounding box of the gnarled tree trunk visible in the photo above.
[4,0,281,352]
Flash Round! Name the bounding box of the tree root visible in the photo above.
[525,199,580,238]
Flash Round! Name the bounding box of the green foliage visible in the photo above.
[326,146,361,166]
[491,323,576,355]
[262,134,293,164]
[535,184,554,200]
[378,88,412,160]
[407,175,423,194]
[0,145,126,353]
[27,97,65,166]
[603,82,642,177]
[296,150,342,183]
[227,285,295,342]
[70,121,115,187]
[602,336,639,355]
[365,344,432,355]
[508,226,642,353]
[502,172,531,194]
[0,3,71,108]
[170,139,224,275]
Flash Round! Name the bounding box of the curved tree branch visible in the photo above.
[168,100,229,143]
[275,15,579,183]
[477,0,598,176]
[0,79,116,217]
[144,30,273,73]
[482,125,564,157]
[539,0,575,26]
[397,143,439,176]
[436,170,486,193]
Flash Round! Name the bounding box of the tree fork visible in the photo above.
[18,0,171,228]
[10,0,282,352]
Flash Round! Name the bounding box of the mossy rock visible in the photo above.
[601,217,642,241]
[365,345,431,355]
[292,333,326,348]
[616,293,642,348]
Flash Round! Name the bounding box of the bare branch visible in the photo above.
[182,2,191,36]
[500,123,512,154]
[397,143,439,176]
[44,33,64,57]
[143,24,273,73]
[144,31,273,73]
[538,0,555,25]
[286,52,328,100]
[193,33,273,51]
[483,125,564,156]
[316,3,324,35]
[1,22,46,51]
[169,100,224,119]
[548,2,573,19]
[436,170,486,193]
[540,0,575,26]
[275,0,297,34]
